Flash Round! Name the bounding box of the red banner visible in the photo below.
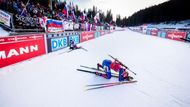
[80,31,95,42]
[100,31,105,36]
[151,30,158,36]
[0,34,46,68]
[166,31,186,41]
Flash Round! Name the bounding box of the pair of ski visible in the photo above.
[78,65,134,80]
[67,46,88,53]
[59,46,88,55]
[85,80,137,91]
[78,54,137,77]
[77,55,137,91]
[77,65,119,78]
[180,38,190,42]
[77,65,137,91]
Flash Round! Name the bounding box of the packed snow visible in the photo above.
[0,27,9,37]
[0,29,190,107]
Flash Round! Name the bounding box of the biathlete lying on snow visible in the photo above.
[95,59,133,81]
[69,40,88,52]
[69,40,80,50]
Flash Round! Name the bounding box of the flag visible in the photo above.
[94,13,99,23]
[82,12,86,21]
[62,5,68,19]
[48,0,53,10]
[72,10,76,20]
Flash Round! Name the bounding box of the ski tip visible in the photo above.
[85,85,90,87]
[83,87,88,92]
[84,88,92,91]
[83,85,91,92]
[85,88,94,91]
[83,88,89,92]
[76,69,81,71]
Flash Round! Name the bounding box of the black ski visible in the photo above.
[76,69,118,78]
[67,46,88,53]
[67,49,74,53]
[180,38,190,42]
[79,65,119,76]
[80,65,100,71]
[79,47,88,51]
[79,65,134,79]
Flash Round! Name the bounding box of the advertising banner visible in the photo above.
[157,31,166,38]
[104,30,108,34]
[160,31,167,38]
[69,35,80,44]
[0,34,45,68]
[100,31,105,36]
[182,32,190,42]
[80,31,95,42]
[94,31,100,38]
[157,31,161,37]
[166,31,186,41]
[186,33,190,40]
[151,29,158,36]
[107,30,111,34]
[50,37,68,52]
[146,30,151,35]
[0,9,11,27]
[15,14,39,29]
[63,21,73,31]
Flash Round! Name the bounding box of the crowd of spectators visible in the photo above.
[0,0,113,29]
[0,0,87,30]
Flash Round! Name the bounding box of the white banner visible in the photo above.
[0,10,11,27]
[63,20,73,31]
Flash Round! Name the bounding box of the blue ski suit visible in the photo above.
[101,59,112,79]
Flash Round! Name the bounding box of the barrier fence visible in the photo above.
[0,30,113,68]
[130,26,190,43]
[0,34,46,68]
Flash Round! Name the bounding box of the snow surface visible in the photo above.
[1,29,190,107]
[0,27,9,37]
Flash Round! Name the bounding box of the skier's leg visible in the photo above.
[97,63,103,70]
[102,66,111,79]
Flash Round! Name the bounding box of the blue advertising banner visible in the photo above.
[160,31,166,38]
[157,31,162,37]
[94,31,100,38]
[69,35,80,44]
[51,37,68,51]
[146,30,151,35]
[187,33,190,40]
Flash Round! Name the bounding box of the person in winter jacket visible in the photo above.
[69,39,79,50]
[96,59,133,81]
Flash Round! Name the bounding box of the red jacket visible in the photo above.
[110,61,121,72]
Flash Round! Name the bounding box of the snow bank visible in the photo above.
[0,27,9,37]
[0,29,190,107]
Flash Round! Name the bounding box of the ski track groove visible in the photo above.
[170,94,187,107]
